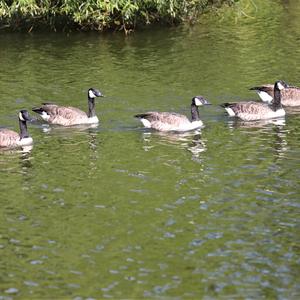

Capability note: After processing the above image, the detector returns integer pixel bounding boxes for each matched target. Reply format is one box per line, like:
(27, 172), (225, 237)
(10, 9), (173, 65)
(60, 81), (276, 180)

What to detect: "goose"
(134, 96), (210, 132)
(250, 81), (300, 106)
(32, 88), (104, 126)
(221, 80), (286, 121)
(0, 110), (33, 148)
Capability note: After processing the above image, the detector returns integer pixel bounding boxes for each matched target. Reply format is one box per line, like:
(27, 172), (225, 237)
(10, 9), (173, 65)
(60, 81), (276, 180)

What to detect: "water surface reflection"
(140, 130), (206, 158)
(0, 0), (300, 298)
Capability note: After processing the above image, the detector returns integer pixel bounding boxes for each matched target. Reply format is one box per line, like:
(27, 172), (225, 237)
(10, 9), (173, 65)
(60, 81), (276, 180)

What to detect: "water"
(1, 0), (300, 298)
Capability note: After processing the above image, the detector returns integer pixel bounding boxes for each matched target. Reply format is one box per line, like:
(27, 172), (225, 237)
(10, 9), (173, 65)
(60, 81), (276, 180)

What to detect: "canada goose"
(134, 96), (210, 132)
(32, 88), (104, 126)
(250, 81), (300, 106)
(0, 110), (33, 148)
(221, 80), (286, 121)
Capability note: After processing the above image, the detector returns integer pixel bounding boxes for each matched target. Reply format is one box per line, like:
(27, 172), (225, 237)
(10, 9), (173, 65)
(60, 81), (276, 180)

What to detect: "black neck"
(191, 104), (200, 121)
(19, 119), (29, 139)
(88, 97), (96, 118)
(271, 87), (282, 111)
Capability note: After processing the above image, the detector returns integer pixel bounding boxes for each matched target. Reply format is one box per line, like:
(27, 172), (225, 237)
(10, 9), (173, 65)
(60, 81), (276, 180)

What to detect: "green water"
(1, 1), (300, 299)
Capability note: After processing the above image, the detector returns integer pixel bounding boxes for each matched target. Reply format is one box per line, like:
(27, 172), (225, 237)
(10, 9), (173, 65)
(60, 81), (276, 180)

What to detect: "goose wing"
(41, 104), (87, 118)
(135, 112), (190, 131)
(222, 101), (280, 120)
(33, 104), (88, 125)
(0, 129), (19, 147)
(227, 101), (271, 113)
(281, 87), (300, 106)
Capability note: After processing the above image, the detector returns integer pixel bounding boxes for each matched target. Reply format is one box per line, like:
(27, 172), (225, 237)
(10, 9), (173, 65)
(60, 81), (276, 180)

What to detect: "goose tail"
(32, 107), (44, 115)
(249, 86), (262, 91)
(220, 102), (234, 108)
(134, 113), (149, 119)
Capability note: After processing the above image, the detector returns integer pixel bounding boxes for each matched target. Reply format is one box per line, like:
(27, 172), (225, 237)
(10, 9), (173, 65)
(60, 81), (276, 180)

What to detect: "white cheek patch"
(19, 112), (25, 121)
(89, 90), (97, 98)
(194, 98), (202, 106)
(277, 82), (284, 90)
(41, 111), (50, 121)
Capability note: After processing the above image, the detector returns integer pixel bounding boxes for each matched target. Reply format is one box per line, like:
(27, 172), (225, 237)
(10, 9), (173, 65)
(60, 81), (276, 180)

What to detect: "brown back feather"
(281, 88), (300, 106)
(141, 112), (191, 131)
(41, 104), (88, 125)
(252, 85), (300, 106)
(233, 101), (273, 116)
(0, 129), (19, 147)
(145, 112), (189, 124)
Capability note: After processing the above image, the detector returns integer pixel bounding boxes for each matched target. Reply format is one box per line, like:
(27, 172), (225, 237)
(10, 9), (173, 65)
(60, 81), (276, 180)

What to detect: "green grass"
(0, 0), (237, 32)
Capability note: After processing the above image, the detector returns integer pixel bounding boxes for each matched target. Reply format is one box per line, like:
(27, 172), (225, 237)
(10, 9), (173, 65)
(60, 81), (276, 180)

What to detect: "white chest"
(265, 108), (286, 119)
(86, 116), (99, 124)
(18, 137), (33, 146)
(174, 120), (204, 132)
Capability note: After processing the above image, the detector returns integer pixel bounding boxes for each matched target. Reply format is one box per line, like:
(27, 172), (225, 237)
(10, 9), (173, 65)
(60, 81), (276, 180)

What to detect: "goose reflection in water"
(141, 129), (206, 158)
(19, 148), (34, 177)
(0, 144), (33, 191)
(40, 122), (99, 134)
(40, 123), (99, 155)
(284, 106), (300, 115)
(227, 117), (286, 129)
(226, 117), (289, 159)
(0, 144), (33, 155)
(20, 145), (33, 153)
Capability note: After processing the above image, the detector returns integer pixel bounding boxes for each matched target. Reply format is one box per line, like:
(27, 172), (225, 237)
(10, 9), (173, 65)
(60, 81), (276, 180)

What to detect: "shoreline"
(0, 0), (235, 33)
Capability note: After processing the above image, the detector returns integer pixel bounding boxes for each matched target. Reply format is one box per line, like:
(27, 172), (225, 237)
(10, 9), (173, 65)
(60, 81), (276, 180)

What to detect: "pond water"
(0, 0), (300, 299)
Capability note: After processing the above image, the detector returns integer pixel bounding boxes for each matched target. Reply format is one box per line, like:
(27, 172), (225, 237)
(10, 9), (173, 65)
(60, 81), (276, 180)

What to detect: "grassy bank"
(0, 0), (237, 33)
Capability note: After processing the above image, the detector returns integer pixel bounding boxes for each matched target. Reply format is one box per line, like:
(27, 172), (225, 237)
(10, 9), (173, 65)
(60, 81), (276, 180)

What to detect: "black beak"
(24, 115), (35, 122)
(201, 98), (211, 105)
(95, 90), (104, 97)
(20, 110), (34, 122)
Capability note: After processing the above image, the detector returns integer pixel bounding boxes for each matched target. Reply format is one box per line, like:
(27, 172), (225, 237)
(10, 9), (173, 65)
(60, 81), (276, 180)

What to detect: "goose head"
(88, 88), (104, 99)
(274, 80), (287, 91)
(18, 110), (33, 122)
(192, 96), (211, 106)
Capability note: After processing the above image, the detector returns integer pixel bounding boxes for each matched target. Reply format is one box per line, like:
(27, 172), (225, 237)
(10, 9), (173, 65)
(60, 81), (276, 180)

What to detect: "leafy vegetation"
(0, 0), (238, 32)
